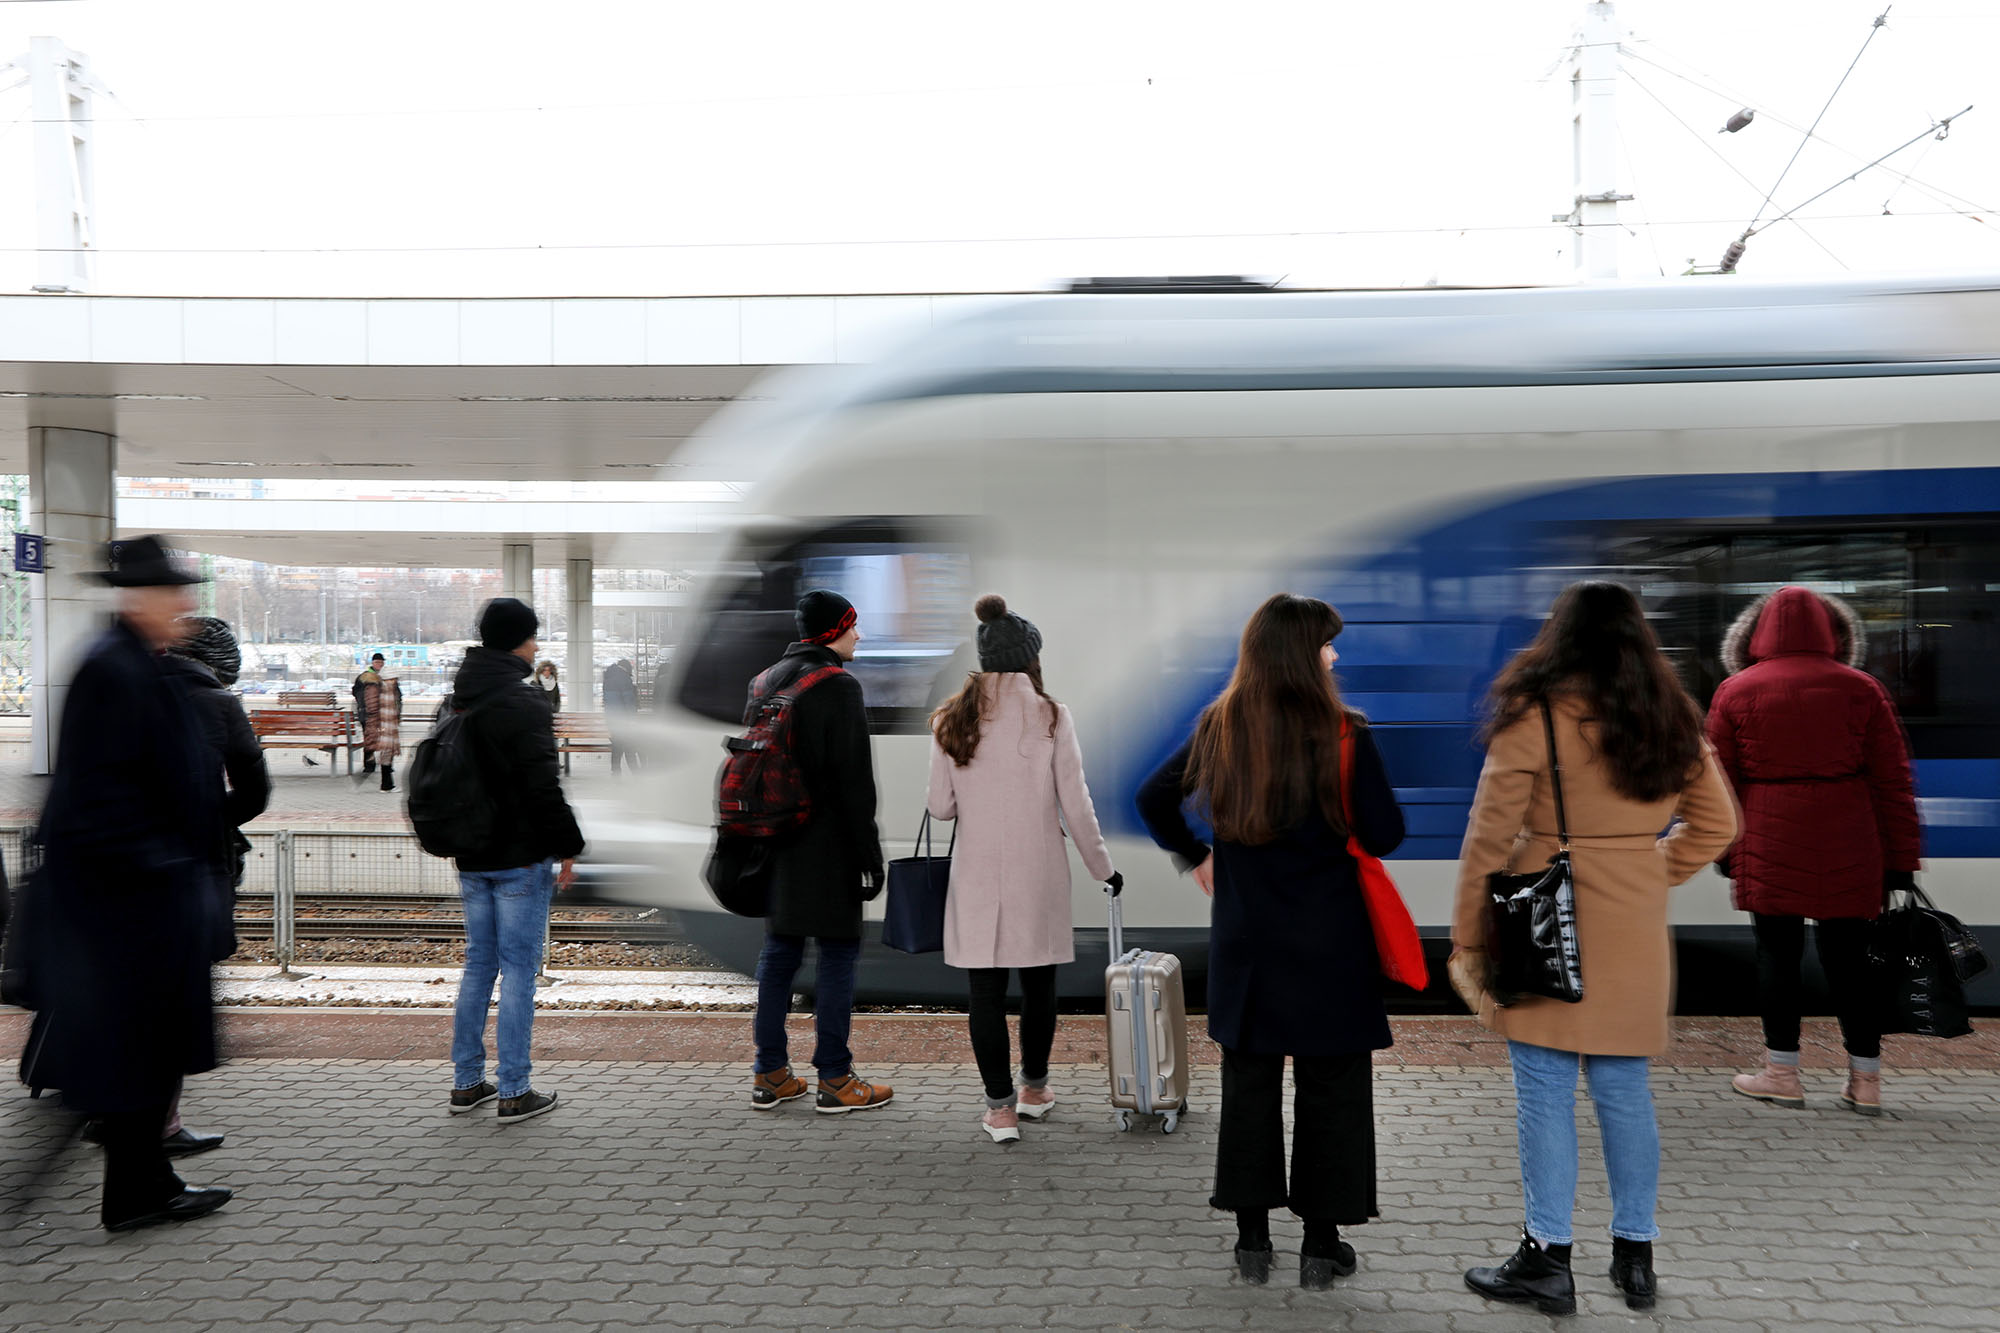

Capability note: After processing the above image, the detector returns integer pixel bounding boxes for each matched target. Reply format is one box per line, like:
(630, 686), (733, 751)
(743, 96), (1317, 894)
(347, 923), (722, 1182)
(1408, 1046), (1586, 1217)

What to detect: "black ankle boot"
(1465, 1229), (1576, 1316)
(1609, 1237), (1656, 1311)
(1233, 1244), (1274, 1284)
(1299, 1220), (1357, 1289)
(1232, 1209), (1272, 1284)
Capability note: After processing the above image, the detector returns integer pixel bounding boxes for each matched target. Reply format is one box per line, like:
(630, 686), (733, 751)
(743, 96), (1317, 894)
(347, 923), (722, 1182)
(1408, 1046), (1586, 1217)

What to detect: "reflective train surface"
(592, 276), (2000, 1009)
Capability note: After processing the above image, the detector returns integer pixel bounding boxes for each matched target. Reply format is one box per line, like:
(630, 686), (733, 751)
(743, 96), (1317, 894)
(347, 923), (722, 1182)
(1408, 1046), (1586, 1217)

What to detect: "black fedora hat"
(99, 535), (205, 587)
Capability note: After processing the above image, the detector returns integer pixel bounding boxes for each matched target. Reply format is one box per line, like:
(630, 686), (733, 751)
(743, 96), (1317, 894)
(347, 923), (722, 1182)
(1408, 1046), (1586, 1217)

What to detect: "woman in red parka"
(1706, 586), (1921, 1115)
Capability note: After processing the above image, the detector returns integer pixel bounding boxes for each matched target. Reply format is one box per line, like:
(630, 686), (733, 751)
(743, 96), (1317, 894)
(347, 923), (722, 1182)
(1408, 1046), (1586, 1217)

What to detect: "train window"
(675, 520), (973, 734)
(1594, 521), (2000, 758)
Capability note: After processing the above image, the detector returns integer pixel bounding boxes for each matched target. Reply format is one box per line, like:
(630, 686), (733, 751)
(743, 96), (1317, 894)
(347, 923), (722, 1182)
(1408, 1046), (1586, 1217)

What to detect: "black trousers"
(1212, 1048), (1377, 1224)
(965, 965), (1057, 1104)
(99, 1091), (183, 1226)
(1752, 913), (1881, 1059)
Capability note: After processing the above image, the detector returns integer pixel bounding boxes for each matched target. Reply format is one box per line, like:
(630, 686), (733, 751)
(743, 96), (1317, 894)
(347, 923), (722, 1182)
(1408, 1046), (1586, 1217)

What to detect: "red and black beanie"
(796, 590), (857, 646)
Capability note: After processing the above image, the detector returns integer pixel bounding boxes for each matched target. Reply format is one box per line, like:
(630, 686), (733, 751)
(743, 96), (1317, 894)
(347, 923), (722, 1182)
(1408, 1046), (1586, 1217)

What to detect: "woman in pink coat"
(928, 595), (1120, 1144)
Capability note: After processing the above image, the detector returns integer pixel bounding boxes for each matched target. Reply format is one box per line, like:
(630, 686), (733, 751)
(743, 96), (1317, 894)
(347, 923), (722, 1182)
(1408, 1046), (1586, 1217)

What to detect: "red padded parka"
(1705, 587), (1921, 919)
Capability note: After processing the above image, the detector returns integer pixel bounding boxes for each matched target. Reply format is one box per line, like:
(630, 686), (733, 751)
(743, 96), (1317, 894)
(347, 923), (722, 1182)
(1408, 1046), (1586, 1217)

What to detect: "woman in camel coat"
(927, 595), (1117, 1144)
(1453, 581), (1737, 1317)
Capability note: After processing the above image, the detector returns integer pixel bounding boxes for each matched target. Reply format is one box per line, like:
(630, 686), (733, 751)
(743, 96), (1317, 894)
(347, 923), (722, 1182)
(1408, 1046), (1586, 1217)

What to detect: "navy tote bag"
(882, 814), (954, 954)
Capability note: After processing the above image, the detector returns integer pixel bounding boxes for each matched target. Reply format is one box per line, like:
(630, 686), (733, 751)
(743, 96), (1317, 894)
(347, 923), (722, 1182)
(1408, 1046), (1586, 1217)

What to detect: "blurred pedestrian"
(445, 598), (584, 1123)
(1137, 594), (1404, 1290)
(651, 656), (672, 714)
(18, 536), (234, 1231)
(927, 595), (1118, 1145)
(356, 660), (403, 793)
(1453, 582), (1737, 1315)
(746, 590), (892, 1116)
(1708, 587), (1921, 1116)
(603, 657), (640, 773)
(534, 659), (562, 713)
(352, 653), (384, 779)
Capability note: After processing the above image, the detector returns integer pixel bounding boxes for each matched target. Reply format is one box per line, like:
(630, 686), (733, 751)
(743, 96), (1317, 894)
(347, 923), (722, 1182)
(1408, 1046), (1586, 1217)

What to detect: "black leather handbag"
(882, 814), (954, 954)
(1484, 700), (1585, 1006)
(1867, 884), (1990, 1039)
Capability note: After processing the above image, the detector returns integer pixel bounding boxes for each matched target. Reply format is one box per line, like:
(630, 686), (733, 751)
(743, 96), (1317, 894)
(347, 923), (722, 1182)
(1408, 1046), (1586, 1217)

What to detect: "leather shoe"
(1466, 1229), (1576, 1316)
(104, 1186), (233, 1233)
(162, 1127), (224, 1157)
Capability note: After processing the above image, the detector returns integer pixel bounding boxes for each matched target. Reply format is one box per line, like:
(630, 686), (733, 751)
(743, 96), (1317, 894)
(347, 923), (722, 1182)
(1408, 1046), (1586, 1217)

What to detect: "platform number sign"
(13, 533), (45, 575)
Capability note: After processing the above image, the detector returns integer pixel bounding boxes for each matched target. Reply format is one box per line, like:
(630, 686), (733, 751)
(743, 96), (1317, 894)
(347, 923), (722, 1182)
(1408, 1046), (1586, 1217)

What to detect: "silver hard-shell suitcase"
(1104, 891), (1190, 1133)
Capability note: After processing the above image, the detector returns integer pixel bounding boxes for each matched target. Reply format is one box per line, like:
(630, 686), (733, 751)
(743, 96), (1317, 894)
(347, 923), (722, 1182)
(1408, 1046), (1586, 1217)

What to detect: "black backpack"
(405, 694), (502, 859)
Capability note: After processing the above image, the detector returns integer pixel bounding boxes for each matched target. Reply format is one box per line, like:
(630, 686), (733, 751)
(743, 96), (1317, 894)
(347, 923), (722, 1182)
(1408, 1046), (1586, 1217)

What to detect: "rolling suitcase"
(1104, 890), (1190, 1133)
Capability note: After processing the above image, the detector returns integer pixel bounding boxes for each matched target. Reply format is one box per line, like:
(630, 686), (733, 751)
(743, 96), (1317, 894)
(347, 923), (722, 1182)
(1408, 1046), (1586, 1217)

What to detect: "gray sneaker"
(497, 1089), (559, 1124)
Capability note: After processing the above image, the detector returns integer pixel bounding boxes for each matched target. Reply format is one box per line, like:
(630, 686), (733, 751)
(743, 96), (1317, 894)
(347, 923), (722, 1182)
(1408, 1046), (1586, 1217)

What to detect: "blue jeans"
(452, 861), (554, 1098)
(752, 934), (860, 1081)
(1508, 1040), (1660, 1246)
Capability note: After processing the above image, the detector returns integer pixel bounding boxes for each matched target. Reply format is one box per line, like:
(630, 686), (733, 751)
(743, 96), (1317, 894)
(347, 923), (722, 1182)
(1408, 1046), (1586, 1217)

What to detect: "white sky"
(1, 0), (1997, 296)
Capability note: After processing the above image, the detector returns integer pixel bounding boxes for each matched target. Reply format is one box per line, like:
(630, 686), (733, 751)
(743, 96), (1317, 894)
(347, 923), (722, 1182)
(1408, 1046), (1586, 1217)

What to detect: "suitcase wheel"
(1114, 1110), (1132, 1133)
(1162, 1110), (1181, 1135)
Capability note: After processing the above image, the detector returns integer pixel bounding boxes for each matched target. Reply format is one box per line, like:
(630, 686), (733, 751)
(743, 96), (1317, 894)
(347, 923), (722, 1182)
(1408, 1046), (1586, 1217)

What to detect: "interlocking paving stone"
(6, 1058), (2000, 1330)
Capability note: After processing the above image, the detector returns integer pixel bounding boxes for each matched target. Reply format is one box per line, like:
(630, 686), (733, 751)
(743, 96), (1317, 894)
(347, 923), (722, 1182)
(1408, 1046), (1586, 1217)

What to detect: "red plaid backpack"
(715, 661), (847, 838)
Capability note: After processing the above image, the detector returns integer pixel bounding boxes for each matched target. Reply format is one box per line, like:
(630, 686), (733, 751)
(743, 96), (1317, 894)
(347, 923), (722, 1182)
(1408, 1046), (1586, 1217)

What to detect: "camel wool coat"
(927, 674), (1116, 970)
(1451, 695), (1739, 1057)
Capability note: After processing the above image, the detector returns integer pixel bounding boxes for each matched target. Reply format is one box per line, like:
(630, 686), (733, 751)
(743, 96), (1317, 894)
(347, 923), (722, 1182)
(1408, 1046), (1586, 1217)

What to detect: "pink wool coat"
(926, 674), (1116, 970)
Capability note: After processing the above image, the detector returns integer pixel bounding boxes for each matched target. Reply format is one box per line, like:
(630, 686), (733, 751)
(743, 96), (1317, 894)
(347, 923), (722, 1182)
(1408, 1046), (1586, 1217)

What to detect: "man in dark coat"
(602, 657), (640, 774)
(746, 590), (891, 1115)
(20, 536), (234, 1231)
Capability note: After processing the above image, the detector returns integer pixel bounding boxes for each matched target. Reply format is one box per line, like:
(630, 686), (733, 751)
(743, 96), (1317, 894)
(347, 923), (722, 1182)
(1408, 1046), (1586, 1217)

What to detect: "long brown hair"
(1485, 580), (1703, 803)
(931, 661), (1057, 767)
(1183, 593), (1359, 845)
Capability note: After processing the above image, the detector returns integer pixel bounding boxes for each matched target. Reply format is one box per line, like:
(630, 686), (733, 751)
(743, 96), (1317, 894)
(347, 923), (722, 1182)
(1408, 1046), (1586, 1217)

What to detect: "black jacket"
(1138, 725), (1406, 1058)
(604, 662), (639, 713)
(749, 643), (883, 939)
(449, 647), (586, 873)
(166, 657), (273, 958)
(20, 618), (224, 1112)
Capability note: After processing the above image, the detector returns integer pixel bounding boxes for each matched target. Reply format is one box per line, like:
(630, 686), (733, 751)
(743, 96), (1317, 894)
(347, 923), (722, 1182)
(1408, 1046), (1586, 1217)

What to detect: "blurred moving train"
(592, 275), (2000, 1011)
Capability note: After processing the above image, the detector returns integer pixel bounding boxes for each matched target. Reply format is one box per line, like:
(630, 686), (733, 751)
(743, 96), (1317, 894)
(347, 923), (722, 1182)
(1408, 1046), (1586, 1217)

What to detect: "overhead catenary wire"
(1744, 6), (1895, 232)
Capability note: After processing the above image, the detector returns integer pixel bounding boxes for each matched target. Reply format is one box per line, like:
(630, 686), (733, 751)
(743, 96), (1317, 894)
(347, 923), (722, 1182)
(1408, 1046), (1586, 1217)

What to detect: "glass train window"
(675, 520), (973, 734)
(1592, 520), (2000, 758)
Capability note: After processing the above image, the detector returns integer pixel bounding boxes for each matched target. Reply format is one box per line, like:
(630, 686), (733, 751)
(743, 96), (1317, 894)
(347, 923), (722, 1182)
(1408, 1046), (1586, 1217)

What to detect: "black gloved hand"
(1883, 868), (1917, 898)
(1104, 871), (1124, 898)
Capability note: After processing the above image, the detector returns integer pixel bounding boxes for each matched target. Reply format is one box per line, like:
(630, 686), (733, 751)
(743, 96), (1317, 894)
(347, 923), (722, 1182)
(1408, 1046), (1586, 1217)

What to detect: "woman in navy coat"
(1139, 593), (1405, 1292)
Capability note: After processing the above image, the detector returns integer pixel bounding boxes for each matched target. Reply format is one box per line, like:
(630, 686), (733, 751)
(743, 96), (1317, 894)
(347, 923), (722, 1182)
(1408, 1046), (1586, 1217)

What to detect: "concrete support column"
(501, 542), (534, 606)
(29, 427), (116, 774)
(567, 554), (594, 711)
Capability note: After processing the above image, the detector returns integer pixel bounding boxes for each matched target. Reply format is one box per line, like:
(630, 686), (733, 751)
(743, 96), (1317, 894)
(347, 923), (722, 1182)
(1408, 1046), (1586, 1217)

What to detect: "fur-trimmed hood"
(1720, 588), (1866, 676)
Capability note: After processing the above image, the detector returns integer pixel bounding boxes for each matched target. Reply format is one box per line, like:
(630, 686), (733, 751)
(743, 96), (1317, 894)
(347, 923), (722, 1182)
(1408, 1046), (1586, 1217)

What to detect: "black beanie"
(975, 594), (1042, 673)
(796, 590), (857, 645)
(479, 597), (540, 651)
(172, 615), (243, 686)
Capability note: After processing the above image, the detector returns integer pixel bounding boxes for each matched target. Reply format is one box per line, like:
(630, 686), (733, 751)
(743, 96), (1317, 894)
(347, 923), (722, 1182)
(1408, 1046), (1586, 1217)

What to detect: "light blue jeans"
(452, 861), (555, 1098)
(1508, 1040), (1660, 1246)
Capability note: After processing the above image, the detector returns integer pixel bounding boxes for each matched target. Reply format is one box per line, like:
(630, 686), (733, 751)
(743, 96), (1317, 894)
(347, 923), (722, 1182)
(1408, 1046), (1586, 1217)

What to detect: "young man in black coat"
(20, 536), (234, 1231)
(747, 590), (892, 1115)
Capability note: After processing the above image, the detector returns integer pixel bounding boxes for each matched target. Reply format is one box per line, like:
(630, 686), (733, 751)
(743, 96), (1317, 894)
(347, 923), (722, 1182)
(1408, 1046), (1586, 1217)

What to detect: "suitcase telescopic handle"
(1107, 886), (1125, 961)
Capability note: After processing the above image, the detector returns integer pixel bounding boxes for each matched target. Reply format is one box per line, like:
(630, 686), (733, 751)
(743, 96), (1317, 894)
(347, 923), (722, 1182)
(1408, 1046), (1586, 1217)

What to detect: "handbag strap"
(912, 811), (956, 859)
(1539, 699), (1570, 851)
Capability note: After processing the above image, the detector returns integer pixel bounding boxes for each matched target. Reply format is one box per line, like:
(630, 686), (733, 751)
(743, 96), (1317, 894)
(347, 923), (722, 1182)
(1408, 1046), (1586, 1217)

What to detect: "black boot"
(1609, 1237), (1656, 1311)
(1465, 1229), (1576, 1316)
(380, 764), (395, 793)
(1300, 1219), (1357, 1290)
(1232, 1209), (1273, 1285)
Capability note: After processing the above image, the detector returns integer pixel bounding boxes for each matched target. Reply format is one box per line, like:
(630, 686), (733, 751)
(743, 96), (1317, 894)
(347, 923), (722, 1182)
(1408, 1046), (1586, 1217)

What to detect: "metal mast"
(7, 36), (103, 293)
(1560, 2), (1631, 280)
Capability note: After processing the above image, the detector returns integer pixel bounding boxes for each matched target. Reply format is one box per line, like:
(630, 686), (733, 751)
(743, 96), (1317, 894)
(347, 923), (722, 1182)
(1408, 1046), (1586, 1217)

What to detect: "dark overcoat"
(166, 655), (273, 958)
(21, 618), (226, 1113)
(1138, 725), (1406, 1058)
(748, 643), (883, 940)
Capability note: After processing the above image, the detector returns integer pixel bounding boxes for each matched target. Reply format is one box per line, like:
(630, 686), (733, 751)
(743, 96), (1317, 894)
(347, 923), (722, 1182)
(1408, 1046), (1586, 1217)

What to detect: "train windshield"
(676, 519), (973, 733)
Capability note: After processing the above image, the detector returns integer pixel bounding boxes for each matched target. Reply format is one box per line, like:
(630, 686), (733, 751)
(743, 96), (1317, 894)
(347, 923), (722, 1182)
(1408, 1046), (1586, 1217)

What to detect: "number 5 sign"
(13, 534), (46, 574)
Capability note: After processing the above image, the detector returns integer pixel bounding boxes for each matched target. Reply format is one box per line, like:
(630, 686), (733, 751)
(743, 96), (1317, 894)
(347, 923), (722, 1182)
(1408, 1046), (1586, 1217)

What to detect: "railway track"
(234, 893), (680, 944)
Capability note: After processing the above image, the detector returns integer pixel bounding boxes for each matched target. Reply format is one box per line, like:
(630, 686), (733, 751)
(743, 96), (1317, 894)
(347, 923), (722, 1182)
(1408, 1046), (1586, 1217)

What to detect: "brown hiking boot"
(750, 1067), (809, 1110)
(816, 1072), (894, 1115)
(1731, 1060), (1805, 1108)
(1840, 1069), (1882, 1116)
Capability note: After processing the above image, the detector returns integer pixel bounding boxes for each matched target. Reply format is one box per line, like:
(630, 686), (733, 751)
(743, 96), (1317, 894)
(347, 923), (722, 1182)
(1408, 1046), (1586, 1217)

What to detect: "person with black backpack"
(743, 590), (893, 1116)
(426, 598), (583, 1125)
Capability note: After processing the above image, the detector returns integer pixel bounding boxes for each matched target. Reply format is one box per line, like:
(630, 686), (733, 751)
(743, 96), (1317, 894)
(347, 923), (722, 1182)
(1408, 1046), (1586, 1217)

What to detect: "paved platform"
(5, 1016), (2000, 1331)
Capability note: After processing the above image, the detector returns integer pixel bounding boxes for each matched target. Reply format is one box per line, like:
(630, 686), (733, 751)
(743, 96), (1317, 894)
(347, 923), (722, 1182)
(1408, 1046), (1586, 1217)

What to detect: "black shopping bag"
(1867, 884), (1990, 1039)
(882, 814), (953, 955)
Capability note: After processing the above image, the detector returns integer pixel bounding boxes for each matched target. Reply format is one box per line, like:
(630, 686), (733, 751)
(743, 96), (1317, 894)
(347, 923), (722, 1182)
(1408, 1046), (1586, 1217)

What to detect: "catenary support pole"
(1568, 2), (1629, 280)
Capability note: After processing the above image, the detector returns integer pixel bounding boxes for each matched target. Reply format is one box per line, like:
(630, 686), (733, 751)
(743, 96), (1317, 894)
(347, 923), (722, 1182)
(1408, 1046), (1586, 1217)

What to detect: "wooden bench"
(248, 708), (355, 772)
(275, 690), (339, 708)
(554, 712), (611, 773)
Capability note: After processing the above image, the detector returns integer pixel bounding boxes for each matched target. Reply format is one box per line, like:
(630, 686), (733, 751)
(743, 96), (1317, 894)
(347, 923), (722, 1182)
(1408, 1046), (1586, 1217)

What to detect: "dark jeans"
(965, 965), (1058, 1107)
(1212, 1048), (1376, 1224)
(100, 1091), (183, 1225)
(1752, 913), (1881, 1059)
(753, 933), (860, 1081)
(610, 728), (641, 775)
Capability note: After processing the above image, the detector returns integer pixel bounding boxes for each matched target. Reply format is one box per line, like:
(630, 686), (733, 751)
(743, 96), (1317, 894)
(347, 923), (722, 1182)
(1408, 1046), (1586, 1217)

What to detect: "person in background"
(652, 656), (673, 717)
(1708, 587), (1921, 1116)
(20, 536), (232, 1231)
(445, 598), (585, 1124)
(927, 595), (1119, 1145)
(1452, 582), (1737, 1316)
(1137, 594), (1404, 1291)
(746, 591), (893, 1116)
(603, 657), (640, 774)
(534, 660), (562, 713)
(357, 658), (403, 793)
(352, 653), (385, 780)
